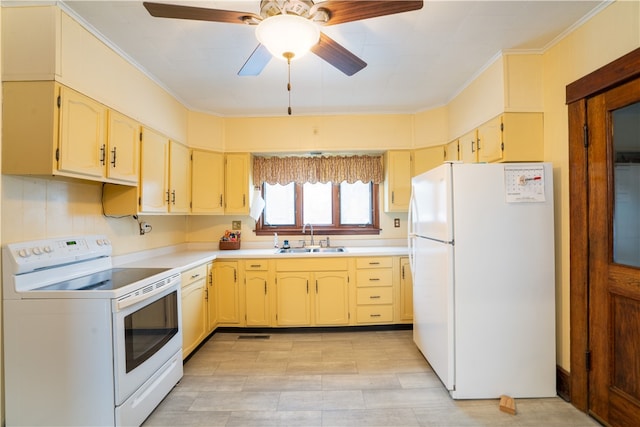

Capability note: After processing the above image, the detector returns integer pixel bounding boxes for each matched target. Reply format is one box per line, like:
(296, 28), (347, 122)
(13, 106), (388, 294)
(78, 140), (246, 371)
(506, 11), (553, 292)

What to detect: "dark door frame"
(567, 47), (640, 412)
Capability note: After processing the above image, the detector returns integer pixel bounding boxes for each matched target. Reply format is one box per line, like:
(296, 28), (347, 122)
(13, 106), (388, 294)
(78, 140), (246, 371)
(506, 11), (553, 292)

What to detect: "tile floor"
(143, 329), (600, 426)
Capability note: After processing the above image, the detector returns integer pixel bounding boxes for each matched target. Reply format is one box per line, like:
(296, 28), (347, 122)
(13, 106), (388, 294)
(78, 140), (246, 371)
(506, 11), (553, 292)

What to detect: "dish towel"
(250, 188), (265, 221)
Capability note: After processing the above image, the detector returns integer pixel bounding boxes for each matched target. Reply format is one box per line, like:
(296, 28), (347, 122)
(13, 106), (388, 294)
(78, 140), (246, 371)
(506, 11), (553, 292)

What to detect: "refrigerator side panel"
(451, 163), (556, 398)
(411, 163), (453, 242)
(412, 236), (454, 390)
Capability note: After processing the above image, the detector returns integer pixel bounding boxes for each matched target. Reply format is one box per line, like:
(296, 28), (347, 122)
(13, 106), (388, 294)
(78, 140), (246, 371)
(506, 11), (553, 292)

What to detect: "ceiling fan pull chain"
(284, 52), (294, 115)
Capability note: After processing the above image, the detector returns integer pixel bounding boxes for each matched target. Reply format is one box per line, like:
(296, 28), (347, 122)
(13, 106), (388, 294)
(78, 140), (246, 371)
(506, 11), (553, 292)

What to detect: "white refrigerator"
(408, 162), (556, 399)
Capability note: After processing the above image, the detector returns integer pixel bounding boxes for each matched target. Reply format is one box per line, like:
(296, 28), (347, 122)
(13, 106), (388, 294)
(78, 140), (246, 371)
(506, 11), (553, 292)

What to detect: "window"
(256, 181), (380, 235)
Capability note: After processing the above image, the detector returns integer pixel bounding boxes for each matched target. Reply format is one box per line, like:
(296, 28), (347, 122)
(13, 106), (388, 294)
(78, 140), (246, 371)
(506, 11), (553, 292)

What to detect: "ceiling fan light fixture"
(256, 14), (320, 60)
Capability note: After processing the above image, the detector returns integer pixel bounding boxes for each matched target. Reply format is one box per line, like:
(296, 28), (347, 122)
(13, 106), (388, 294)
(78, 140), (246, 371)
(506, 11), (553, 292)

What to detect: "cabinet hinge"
(583, 124), (589, 148)
(500, 122), (504, 132)
(55, 148), (60, 161)
(585, 350), (591, 371)
(190, 201), (192, 209)
(139, 131), (143, 142)
(204, 289), (208, 300)
(138, 197), (141, 206)
(57, 95), (61, 108)
(501, 142), (504, 151)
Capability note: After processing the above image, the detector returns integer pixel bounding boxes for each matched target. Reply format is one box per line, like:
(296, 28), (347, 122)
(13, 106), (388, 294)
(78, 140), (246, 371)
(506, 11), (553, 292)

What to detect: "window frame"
(255, 181), (381, 236)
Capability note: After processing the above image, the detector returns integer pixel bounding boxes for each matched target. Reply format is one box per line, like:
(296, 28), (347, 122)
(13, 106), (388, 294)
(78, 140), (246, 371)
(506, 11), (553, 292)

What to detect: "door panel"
(588, 77), (640, 426)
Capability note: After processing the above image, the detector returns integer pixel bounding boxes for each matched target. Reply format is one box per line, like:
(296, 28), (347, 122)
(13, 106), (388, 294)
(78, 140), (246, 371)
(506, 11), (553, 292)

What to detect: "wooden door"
(275, 272), (311, 326)
(168, 141), (190, 213)
(216, 262), (240, 324)
(245, 271), (270, 326)
(139, 127), (169, 213)
(106, 110), (139, 184)
(586, 77), (640, 426)
(192, 150), (224, 214)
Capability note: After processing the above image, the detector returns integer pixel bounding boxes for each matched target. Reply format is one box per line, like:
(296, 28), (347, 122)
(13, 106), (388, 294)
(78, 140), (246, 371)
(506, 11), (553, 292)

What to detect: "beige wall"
(541, 0), (640, 370)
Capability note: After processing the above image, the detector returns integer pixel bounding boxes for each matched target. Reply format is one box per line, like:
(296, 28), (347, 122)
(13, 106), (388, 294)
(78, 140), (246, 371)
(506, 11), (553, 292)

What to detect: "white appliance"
(3, 235), (183, 426)
(408, 162), (556, 399)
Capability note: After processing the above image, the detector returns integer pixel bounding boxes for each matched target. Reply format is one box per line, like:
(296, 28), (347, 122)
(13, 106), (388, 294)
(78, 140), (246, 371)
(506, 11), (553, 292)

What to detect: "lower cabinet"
(355, 257), (394, 324)
(275, 258), (350, 326)
(216, 261), (240, 325)
(244, 260), (270, 326)
(399, 257), (413, 322)
(206, 262), (217, 332)
(181, 263), (208, 359)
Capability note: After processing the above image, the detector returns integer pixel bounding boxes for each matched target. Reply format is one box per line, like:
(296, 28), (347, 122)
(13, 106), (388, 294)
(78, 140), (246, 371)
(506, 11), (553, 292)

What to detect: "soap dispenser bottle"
(273, 232), (279, 248)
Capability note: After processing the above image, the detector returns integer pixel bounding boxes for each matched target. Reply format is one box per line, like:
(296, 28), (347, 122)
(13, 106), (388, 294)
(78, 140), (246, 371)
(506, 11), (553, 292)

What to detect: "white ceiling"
(57, 0), (606, 117)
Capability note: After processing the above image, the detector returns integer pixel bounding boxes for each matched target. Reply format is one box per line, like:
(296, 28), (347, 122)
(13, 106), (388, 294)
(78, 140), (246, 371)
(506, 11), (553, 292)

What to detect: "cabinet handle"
(316, 280), (318, 294)
(370, 314), (381, 318)
(191, 273), (200, 279)
(219, 194), (223, 207)
(370, 295), (381, 299)
(243, 194), (246, 207)
(391, 191), (395, 204)
(110, 146), (117, 168)
(166, 191), (170, 204)
(250, 264), (261, 268)
(208, 273), (213, 285)
(234, 269), (237, 282)
(471, 140), (476, 153)
(369, 278), (380, 281)
(402, 266), (405, 279)
(171, 190), (176, 205)
(477, 138), (481, 151)
(306, 280), (309, 294)
(264, 280), (267, 295)
(369, 262), (380, 265)
(100, 144), (106, 166)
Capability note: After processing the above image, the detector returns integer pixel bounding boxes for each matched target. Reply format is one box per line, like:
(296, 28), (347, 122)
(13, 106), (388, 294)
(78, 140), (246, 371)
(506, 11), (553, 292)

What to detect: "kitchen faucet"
(302, 223), (314, 246)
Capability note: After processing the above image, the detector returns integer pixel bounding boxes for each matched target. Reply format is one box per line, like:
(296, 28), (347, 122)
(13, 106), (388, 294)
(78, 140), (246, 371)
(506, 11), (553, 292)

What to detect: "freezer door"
(412, 236), (454, 391)
(410, 163), (453, 242)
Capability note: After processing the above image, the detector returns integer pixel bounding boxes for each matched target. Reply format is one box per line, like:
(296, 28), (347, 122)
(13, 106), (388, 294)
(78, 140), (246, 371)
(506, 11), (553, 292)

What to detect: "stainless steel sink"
(276, 247), (346, 254)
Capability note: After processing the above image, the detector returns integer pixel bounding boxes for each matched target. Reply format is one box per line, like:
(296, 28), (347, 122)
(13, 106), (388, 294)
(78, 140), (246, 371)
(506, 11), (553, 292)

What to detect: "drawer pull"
(191, 273), (200, 279)
(369, 278), (380, 281)
(369, 262), (380, 265)
(370, 314), (381, 317)
(250, 264), (262, 268)
(369, 295), (381, 299)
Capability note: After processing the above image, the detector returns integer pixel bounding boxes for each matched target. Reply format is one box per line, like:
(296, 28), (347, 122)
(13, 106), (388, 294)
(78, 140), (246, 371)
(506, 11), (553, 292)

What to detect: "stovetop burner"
(39, 267), (171, 292)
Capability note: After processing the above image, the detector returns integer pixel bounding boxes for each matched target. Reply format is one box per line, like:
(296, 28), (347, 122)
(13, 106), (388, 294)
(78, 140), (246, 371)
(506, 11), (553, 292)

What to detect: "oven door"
(113, 275), (182, 405)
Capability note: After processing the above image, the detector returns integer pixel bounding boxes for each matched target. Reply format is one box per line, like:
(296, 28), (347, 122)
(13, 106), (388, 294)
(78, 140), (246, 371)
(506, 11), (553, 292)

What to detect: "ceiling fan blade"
(311, 32), (366, 76)
(238, 44), (272, 76)
(143, 2), (261, 24)
(313, 1), (423, 26)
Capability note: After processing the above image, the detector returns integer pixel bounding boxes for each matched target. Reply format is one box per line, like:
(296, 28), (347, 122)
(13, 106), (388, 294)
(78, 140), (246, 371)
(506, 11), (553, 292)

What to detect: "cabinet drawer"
(245, 260), (268, 271)
(181, 264), (207, 287)
(356, 268), (393, 287)
(356, 257), (392, 269)
(357, 287), (393, 305)
(356, 305), (393, 323)
(276, 258), (349, 272)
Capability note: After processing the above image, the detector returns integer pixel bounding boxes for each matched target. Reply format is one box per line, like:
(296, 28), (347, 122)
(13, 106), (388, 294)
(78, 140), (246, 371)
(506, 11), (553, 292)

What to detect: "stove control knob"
(103, 239), (111, 246)
(97, 239), (104, 246)
(32, 247), (42, 255)
(43, 246), (53, 253)
(18, 248), (30, 258)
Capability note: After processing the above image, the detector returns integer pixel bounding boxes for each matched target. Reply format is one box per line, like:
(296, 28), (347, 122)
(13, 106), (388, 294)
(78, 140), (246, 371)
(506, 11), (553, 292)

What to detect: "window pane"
(264, 183), (295, 225)
(340, 181), (372, 224)
(303, 182), (332, 224)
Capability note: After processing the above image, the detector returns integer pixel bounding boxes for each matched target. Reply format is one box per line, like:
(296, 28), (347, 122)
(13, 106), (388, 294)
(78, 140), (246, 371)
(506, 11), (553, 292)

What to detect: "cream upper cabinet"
(384, 150), (412, 212)
(191, 149), (225, 214)
(139, 127), (170, 213)
(499, 113), (544, 162)
(2, 81), (138, 186)
(107, 110), (139, 184)
(168, 141), (190, 214)
(58, 86), (106, 179)
(445, 139), (460, 162)
(477, 115), (503, 163)
(225, 153), (251, 214)
(413, 146), (445, 177)
(216, 261), (241, 325)
(314, 271), (350, 326)
(399, 257), (413, 321)
(459, 130), (478, 163)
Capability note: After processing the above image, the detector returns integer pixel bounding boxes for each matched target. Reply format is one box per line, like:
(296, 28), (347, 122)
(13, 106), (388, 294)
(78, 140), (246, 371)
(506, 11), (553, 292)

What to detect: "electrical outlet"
(394, 218), (400, 228)
(232, 220), (242, 230)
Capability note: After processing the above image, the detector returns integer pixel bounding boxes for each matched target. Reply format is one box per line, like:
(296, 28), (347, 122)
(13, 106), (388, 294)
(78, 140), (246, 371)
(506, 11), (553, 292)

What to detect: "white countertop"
(117, 245), (408, 271)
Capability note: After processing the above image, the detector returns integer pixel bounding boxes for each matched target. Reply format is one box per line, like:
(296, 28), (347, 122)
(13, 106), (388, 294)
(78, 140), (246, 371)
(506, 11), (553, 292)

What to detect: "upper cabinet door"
(225, 153), (250, 214)
(106, 110), (139, 184)
(385, 150), (412, 212)
(459, 130), (478, 163)
(192, 150), (224, 214)
(139, 127), (169, 213)
(477, 115), (503, 163)
(169, 141), (191, 213)
(58, 86), (106, 179)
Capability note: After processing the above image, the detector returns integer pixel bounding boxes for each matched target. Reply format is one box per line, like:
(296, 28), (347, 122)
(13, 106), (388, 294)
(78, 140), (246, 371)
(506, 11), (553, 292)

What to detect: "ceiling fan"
(143, 1), (424, 77)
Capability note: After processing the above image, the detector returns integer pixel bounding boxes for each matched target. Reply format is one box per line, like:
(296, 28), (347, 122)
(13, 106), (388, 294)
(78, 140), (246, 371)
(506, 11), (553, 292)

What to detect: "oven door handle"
(116, 274), (180, 311)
